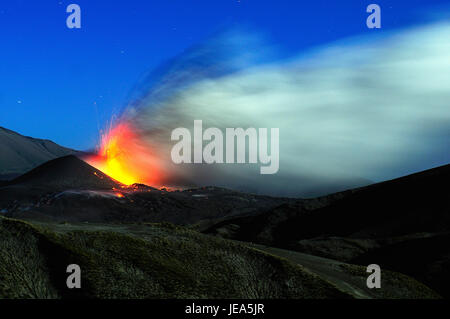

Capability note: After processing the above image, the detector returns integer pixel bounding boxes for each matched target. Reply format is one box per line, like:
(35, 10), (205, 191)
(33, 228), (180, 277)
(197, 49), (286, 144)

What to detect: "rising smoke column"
(88, 23), (450, 197)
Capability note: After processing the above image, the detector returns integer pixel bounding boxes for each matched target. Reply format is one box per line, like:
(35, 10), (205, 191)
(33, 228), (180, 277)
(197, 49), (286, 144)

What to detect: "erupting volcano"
(85, 122), (162, 187)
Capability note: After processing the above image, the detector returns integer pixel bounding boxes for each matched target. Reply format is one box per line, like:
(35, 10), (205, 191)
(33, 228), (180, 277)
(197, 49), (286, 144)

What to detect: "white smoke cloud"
(120, 22), (450, 197)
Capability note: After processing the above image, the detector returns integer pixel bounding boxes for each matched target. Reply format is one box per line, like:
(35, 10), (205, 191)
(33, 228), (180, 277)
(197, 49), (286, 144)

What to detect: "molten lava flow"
(85, 122), (161, 186)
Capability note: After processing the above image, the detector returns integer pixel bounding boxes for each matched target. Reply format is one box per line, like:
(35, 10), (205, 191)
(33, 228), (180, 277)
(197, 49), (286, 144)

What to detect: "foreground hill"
(0, 216), (438, 299)
(0, 127), (78, 180)
(0, 216), (347, 299)
(351, 233), (450, 300)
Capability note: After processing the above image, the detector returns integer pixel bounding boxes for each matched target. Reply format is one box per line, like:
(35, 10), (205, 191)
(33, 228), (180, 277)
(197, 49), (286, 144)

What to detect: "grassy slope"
(247, 244), (440, 299)
(0, 217), (350, 299)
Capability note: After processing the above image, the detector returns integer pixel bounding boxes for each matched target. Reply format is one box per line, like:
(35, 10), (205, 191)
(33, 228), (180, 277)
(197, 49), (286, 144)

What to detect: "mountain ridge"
(0, 126), (79, 180)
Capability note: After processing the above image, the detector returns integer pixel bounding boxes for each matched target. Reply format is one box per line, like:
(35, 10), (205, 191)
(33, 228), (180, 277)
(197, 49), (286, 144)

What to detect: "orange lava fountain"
(85, 122), (161, 186)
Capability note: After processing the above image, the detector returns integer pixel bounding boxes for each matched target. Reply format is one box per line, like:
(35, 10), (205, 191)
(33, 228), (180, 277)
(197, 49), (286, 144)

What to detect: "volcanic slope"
(0, 127), (77, 180)
(0, 155), (288, 224)
(9, 155), (123, 190)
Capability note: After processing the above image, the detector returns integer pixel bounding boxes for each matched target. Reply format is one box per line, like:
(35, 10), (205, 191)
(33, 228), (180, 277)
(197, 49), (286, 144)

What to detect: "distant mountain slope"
(205, 163), (450, 244)
(0, 127), (77, 180)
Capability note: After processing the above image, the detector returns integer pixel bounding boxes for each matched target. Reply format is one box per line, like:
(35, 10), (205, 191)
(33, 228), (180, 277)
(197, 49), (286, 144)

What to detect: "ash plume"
(104, 23), (450, 197)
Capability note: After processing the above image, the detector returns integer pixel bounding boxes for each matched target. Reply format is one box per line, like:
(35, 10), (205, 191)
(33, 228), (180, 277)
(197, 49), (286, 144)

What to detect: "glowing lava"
(85, 122), (161, 186)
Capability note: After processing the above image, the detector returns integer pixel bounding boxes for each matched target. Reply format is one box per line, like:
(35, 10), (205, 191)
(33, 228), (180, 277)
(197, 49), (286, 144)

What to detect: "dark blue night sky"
(0, 0), (449, 150)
